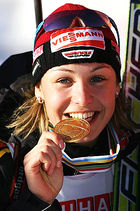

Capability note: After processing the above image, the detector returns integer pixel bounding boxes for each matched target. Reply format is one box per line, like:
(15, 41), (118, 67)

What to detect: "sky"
(0, 0), (130, 75)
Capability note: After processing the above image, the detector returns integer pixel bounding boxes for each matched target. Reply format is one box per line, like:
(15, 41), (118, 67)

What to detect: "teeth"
(69, 112), (94, 120)
(83, 113), (87, 119)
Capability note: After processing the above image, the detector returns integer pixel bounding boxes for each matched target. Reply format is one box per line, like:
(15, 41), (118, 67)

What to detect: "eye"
(57, 78), (72, 84)
(90, 75), (106, 84)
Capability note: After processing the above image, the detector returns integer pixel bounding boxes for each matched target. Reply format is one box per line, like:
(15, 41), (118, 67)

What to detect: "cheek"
(104, 93), (116, 117)
(98, 85), (116, 110)
(44, 89), (68, 117)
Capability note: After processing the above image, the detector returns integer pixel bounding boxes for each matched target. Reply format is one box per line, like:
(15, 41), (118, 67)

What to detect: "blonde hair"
(8, 85), (136, 140)
(8, 94), (48, 139)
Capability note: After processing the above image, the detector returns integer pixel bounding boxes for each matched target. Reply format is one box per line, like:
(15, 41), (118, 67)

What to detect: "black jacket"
(0, 129), (139, 211)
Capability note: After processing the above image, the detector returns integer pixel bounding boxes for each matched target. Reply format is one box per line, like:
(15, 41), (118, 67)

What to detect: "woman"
(1, 3), (139, 211)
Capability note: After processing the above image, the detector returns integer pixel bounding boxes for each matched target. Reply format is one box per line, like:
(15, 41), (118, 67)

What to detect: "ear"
(35, 83), (43, 99)
(116, 83), (121, 96)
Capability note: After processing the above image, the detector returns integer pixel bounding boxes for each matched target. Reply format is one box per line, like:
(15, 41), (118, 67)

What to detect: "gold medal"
(54, 118), (90, 143)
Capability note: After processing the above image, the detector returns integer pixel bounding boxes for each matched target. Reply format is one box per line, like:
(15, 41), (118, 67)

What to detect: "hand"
(24, 131), (64, 204)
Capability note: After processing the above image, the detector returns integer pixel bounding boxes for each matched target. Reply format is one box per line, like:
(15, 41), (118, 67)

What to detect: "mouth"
(64, 111), (99, 122)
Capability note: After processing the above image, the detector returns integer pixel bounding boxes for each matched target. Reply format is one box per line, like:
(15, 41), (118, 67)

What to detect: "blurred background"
(0, 0), (130, 75)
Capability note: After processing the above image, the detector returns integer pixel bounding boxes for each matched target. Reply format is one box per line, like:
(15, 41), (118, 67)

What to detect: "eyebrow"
(91, 64), (110, 72)
(51, 67), (74, 73)
(51, 64), (110, 73)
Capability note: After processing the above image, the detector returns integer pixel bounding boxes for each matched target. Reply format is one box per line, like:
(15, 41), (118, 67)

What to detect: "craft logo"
(12, 165), (25, 200)
(62, 49), (94, 59)
(51, 28), (105, 52)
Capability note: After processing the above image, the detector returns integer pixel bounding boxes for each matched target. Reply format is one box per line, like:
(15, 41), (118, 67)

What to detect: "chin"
(76, 134), (97, 146)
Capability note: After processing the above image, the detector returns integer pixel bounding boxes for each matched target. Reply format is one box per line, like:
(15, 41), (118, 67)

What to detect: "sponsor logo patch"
(33, 45), (43, 62)
(62, 49), (94, 59)
(50, 27), (105, 53)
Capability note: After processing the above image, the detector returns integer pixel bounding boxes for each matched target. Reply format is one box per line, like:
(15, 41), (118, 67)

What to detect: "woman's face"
(35, 63), (120, 144)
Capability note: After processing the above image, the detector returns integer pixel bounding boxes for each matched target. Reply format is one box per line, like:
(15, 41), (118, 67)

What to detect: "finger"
(39, 149), (58, 175)
(38, 134), (63, 166)
(39, 138), (62, 163)
(29, 142), (62, 175)
(40, 143), (63, 175)
(24, 132), (63, 175)
(38, 131), (64, 149)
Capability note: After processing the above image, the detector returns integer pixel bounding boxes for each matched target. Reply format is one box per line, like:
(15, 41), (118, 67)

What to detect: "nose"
(72, 82), (93, 106)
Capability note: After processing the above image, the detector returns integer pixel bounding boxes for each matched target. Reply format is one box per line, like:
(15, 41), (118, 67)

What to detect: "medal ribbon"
(48, 121), (120, 173)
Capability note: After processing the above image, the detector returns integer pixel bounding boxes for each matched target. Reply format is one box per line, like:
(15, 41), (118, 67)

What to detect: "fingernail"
(59, 140), (64, 149)
(57, 160), (62, 168)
